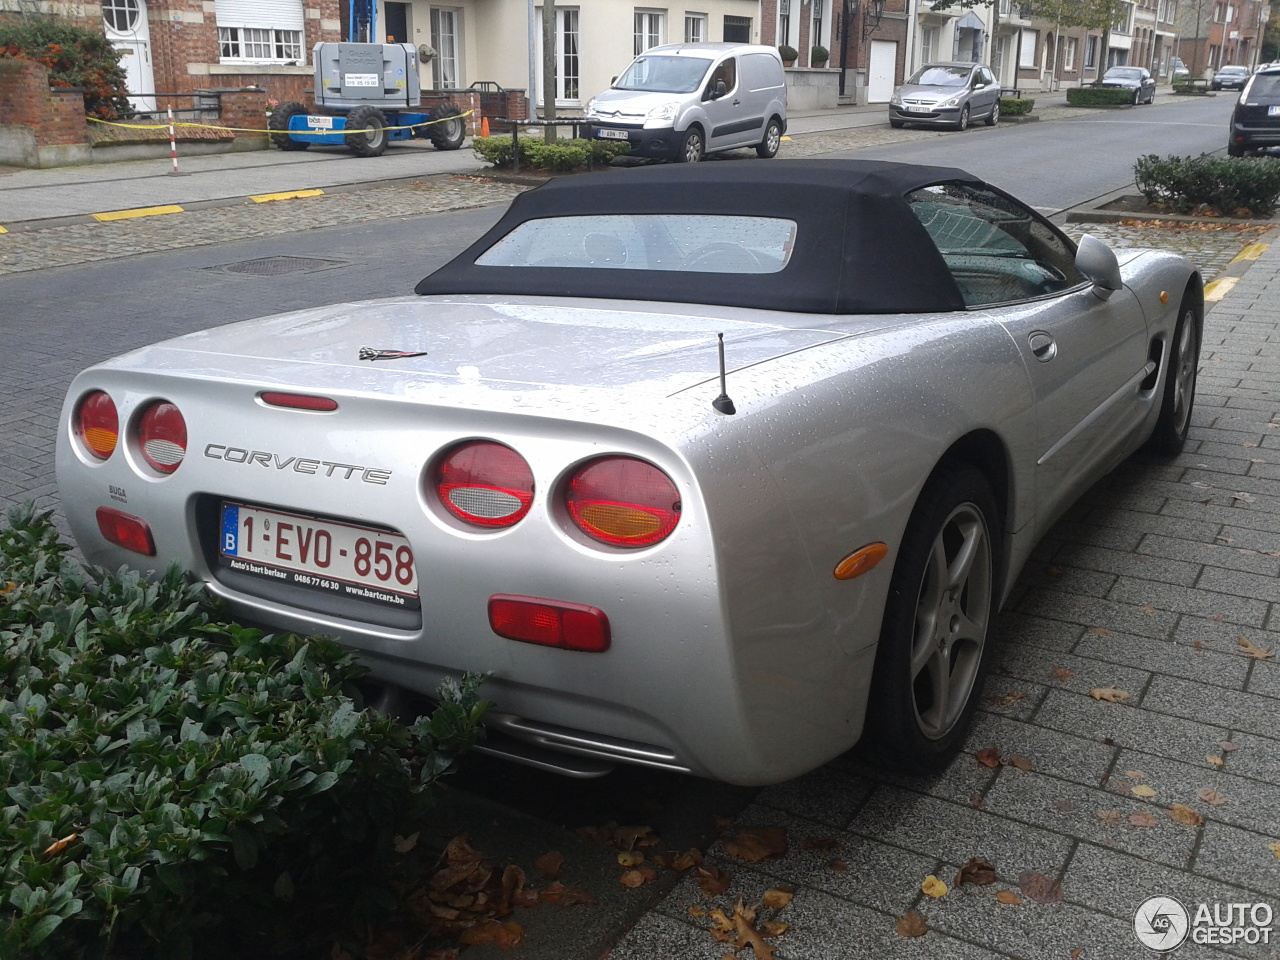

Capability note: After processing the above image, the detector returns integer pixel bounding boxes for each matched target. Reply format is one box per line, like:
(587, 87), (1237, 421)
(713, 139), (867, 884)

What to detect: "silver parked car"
(56, 161), (1202, 786)
(1098, 65), (1157, 103)
(889, 62), (1001, 130)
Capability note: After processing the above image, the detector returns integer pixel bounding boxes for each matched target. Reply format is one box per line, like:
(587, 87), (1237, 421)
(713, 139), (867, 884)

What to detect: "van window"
(705, 58), (737, 98)
(616, 55), (713, 93)
(741, 52), (782, 90)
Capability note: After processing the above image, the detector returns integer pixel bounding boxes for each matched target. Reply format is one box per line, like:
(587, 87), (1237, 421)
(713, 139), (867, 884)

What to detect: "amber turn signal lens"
(76, 390), (119, 460)
(833, 542), (889, 580)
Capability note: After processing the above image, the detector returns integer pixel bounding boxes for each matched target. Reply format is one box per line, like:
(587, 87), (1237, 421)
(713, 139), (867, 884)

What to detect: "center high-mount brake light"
(434, 441), (534, 528)
(137, 401), (188, 475)
(565, 456), (681, 547)
(260, 392), (339, 411)
(76, 391), (119, 460)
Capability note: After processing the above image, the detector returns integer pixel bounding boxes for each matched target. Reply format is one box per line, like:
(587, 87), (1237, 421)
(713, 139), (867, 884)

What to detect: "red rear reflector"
(260, 392), (339, 411)
(435, 441), (535, 528)
(565, 457), (681, 547)
(96, 507), (156, 556)
(76, 391), (118, 460)
(488, 594), (611, 652)
(137, 401), (188, 475)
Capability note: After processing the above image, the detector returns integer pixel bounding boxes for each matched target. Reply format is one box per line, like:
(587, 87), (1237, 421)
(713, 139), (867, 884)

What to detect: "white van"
(584, 43), (788, 162)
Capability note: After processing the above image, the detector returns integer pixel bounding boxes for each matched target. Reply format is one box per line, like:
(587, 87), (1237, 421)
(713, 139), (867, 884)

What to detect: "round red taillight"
(76, 391), (119, 461)
(565, 457), (681, 547)
(137, 401), (187, 475)
(434, 441), (534, 528)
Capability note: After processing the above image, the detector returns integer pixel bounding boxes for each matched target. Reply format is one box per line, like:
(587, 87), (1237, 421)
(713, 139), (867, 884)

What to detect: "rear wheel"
(756, 117), (783, 158)
(427, 103), (466, 150)
(864, 464), (1000, 773)
(985, 100), (1000, 126)
(678, 127), (704, 163)
(955, 104), (971, 131)
(268, 101), (310, 151)
(1150, 289), (1202, 454)
(344, 105), (388, 157)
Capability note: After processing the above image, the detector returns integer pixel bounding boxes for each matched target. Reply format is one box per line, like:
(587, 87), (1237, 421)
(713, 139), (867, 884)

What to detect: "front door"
(102, 0), (155, 112)
(867, 40), (897, 102)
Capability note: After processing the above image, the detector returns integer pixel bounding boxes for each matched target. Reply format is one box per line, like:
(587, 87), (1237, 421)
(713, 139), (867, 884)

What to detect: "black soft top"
(415, 159), (983, 314)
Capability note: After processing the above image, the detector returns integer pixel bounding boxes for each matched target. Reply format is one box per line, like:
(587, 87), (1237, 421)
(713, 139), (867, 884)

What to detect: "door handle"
(733, 99), (741, 105)
(1028, 331), (1057, 362)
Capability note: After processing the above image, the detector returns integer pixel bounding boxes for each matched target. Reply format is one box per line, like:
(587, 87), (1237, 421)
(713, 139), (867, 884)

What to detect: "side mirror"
(713, 79), (728, 98)
(1076, 234), (1123, 300)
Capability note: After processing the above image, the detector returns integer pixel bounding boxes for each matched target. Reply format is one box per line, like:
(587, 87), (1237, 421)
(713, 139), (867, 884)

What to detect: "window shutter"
(215, 0), (304, 32)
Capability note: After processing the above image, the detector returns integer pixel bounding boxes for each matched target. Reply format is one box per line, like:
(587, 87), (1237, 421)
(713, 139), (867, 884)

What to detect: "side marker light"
(488, 594), (611, 652)
(834, 542), (889, 581)
(96, 507), (156, 556)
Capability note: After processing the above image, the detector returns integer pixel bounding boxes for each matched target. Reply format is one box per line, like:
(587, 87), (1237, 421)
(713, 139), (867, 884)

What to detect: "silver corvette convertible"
(56, 161), (1202, 786)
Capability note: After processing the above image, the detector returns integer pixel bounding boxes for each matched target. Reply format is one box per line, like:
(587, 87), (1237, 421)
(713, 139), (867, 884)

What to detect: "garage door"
(868, 40), (898, 102)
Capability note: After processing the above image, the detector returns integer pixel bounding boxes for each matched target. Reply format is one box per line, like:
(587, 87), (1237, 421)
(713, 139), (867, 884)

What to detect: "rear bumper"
(1231, 122), (1280, 147)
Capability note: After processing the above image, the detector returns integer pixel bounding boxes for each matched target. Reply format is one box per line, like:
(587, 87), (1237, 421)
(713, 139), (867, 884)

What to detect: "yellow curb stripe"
(1204, 276), (1238, 302)
(92, 205), (184, 222)
(250, 189), (324, 203)
(1231, 243), (1269, 263)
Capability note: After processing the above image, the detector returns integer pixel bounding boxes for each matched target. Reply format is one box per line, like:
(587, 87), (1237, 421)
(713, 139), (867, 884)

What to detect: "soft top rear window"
(474, 214), (798, 274)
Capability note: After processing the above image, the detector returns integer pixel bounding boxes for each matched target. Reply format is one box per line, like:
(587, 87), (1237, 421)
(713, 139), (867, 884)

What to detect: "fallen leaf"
(1070, 949), (1085, 959)
(393, 831), (420, 854)
(618, 869), (648, 888)
(535, 851), (565, 878)
(969, 793), (985, 809)
(921, 875), (948, 898)
(696, 863), (732, 897)
(1009, 755), (1034, 772)
(1052, 667), (1076, 680)
(1053, 799), (1078, 813)
(539, 882), (597, 907)
(1125, 770), (1148, 780)
(996, 890), (1023, 905)
(1232, 492), (1256, 503)
(729, 898), (775, 960)
(759, 921), (789, 937)
(1198, 789), (1228, 806)
(762, 887), (795, 909)
(990, 691), (1028, 706)
(41, 834), (78, 858)
(672, 848), (703, 871)
(977, 747), (1002, 768)
(1089, 687), (1130, 702)
(1221, 741), (1238, 753)
(1131, 785), (1158, 799)
(1017, 871), (1064, 905)
(0, 581), (16, 596)
(1191, 481), (1214, 488)
(955, 857), (996, 887)
(799, 836), (839, 853)
(617, 851), (645, 867)
(1096, 809), (1123, 826)
(1268, 841), (1280, 859)
(1238, 637), (1274, 660)
(458, 920), (524, 949)
(1207, 755), (1225, 768)
(1088, 626), (1112, 636)
(1169, 804), (1204, 827)
(1194, 638), (1205, 651)
(827, 859), (848, 871)
(1128, 811), (1159, 828)
(1140, 604), (1158, 614)
(895, 909), (928, 938)
(688, 905), (707, 918)
(722, 826), (787, 863)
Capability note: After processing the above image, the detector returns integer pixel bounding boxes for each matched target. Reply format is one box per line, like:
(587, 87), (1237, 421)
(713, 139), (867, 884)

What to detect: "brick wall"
(0, 59), (86, 147)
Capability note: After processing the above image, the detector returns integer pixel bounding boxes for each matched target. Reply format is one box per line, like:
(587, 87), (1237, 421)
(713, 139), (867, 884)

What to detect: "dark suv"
(1229, 66), (1280, 156)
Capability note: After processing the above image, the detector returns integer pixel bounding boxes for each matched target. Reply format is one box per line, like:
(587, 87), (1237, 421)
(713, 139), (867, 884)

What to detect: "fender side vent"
(1141, 338), (1164, 392)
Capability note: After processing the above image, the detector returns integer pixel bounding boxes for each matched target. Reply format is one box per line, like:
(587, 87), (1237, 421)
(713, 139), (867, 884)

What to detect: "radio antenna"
(712, 333), (736, 415)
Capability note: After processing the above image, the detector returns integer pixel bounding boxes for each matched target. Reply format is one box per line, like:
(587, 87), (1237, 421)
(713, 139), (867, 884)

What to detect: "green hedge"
(0, 18), (132, 120)
(1066, 87), (1137, 105)
(1134, 153), (1280, 217)
(999, 97), (1034, 116)
(472, 134), (630, 171)
(0, 504), (489, 959)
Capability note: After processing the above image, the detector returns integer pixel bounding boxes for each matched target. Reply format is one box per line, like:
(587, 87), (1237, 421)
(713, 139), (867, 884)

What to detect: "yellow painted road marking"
(0, 225), (7, 234)
(781, 135), (792, 141)
(1231, 243), (1269, 263)
(92, 205), (184, 222)
(1204, 276), (1238, 302)
(250, 189), (324, 203)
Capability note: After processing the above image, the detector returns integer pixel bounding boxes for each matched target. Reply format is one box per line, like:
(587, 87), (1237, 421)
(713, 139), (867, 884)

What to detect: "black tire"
(268, 101), (310, 151)
(955, 104), (970, 131)
(890, 118), (905, 128)
(1149, 288), (1202, 454)
(1228, 141), (1246, 157)
(1131, 89), (1140, 105)
(985, 99), (1000, 126)
(344, 105), (388, 157)
(427, 103), (466, 150)
(1146, 89), (1156, 104)
(864, 463), (1001, 773)
(756, 117), (782, 158)
(678, 127), (704, 163)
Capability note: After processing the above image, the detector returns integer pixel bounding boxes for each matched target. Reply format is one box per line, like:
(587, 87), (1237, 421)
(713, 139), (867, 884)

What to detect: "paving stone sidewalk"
(609, 240), (1280, 959)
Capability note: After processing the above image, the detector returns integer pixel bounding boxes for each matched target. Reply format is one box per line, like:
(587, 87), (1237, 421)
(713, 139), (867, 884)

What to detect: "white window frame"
(430, 7), (461, 87)
(1085, 33), (1098, 67)
(1019, 28), (1038, 67)
(1113, 1), (1134, 34)
(922, 24), (938, 62)
(536, 6), (582, 105)
(778, 0), (792, 47)
(811, 0), (827, 50)
(1064, 35), (1077, 69)
(635, 10), (666, 56)
(684, 12), (707, 42)
(217, 26), (303, 63)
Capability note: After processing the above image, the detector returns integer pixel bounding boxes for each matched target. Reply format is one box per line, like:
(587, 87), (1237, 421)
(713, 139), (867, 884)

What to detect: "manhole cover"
(208, 256), (347, 277)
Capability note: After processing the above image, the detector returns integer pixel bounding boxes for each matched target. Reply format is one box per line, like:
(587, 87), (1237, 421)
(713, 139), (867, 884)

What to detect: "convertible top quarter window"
(907, 182), (1083, 307)
(475, 214), (798, 274)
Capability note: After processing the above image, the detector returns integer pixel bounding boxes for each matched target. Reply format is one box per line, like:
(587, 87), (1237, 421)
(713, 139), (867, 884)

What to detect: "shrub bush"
(1066, 86), (1136, 106)
(1134, 153), (1280, 217)
(811, 45), (829, 64)
(0, 18), (132, 120)
(778, 44), (798, 63)
(472, 134), (630, 171)
(0, 504), (489, 959)
(999, 97), (1034, 116)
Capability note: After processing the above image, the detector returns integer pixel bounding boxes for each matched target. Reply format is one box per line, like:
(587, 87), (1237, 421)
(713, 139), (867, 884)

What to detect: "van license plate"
(597, 129), (630, 140)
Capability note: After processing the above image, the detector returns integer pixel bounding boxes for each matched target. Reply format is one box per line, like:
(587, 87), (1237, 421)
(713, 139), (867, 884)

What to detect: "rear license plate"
(219, 502), (419, 609)
(597, 128), (630, 140)
(906, 105), (933, 113)
(1270, 106), (1280, 115)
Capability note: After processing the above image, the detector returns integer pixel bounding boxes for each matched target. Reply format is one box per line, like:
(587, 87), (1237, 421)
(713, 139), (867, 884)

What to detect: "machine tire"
(986, 99), (1000, 125)
(427, 103), (467, 150)
(268, 101), (310, 151)
(1150, 288), (1202, 455)
(864, 464), (1000, 773)
(678, 127), (704, 162)
(344, 105), (389, 157)
(756, 117), (783, 158)
(955, 104), (970, 131)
